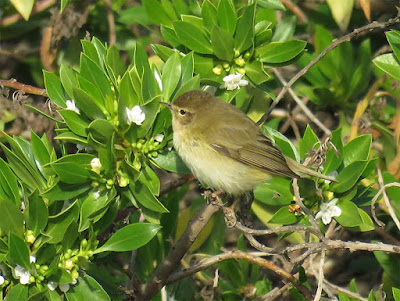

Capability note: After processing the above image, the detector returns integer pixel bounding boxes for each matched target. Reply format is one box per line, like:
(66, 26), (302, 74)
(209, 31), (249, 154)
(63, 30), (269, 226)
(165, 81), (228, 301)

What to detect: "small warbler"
(161, 90), (334, 195)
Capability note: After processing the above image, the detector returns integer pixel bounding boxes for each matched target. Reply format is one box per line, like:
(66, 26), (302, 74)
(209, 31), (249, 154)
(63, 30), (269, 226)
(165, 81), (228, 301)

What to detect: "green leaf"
(87, 119), (115, 145)
(142, 0), (172, 26)
(45, 202), (79, 244)
(174, 75), (201, 99)
(0, 199), (23, 238)
(217, 0), (236, 35)
(269, 206), (299, 224)
(119, 5), (150, 25)
(173, 21), (213, 54)
(245, 60), (271, 85)
(43, 181), (91, 202)
(44, 70), (66, 108)
(151, 150), (191, 174)
(323, 128), (343, 175)
(27, 191), (48, 237)
(140, 164), (160, 196)
(234, 4), (255, 53)
(373, 53), (400, 80)
(129, 181), (169, 213)
(82, 40), (102, 67)
(8, 233), (30, 270)
(80, 54), (113, 103)
(254, 177), (293, 206)
(211, 26), (234, 61)
(333, 161), (368, 193)
(272, 15), (296, 42)
(335, 200), (362, 227)
(258, 0), (285, 10)
(58, 110), (89, 137)
(31, 131), (51, 170)
(342, 135), (371, 166)
(51, 161), (91, 184)
(95, 223), (161, 253)
(299, 125), (319, 159)
(5, 284), (28, 301)
(106, 45), (125, 79)
(151, 44), (177, 62)
(161, 25), (181, 48)
(55, 132), (87, 145)
(393, 288), (400, 301)
(387, 30), (400, 61)
(10, 0), (34, 20)
(202, 0), (218, 33)
(181, 52), (194, 84)
(161, 52), (181, 102)
(73, 87), (106, 120)
(0, 157), (19, 204)
(257, 40), (307, 63)
(65, 275), (111, 300)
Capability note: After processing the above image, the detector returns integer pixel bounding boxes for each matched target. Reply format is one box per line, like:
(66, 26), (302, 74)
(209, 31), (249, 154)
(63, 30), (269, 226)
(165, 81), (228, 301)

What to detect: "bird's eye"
(179, 109), (186, 116)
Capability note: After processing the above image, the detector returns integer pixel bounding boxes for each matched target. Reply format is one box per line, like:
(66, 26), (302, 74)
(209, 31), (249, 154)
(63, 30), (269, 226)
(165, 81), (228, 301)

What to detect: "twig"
(0, 79), (47, 96)
(104, 0), (116, 45)
(166, 250), (313, 301)
(137, 203), (220, 301)
(377, 166), (400, 231)
(370, 182), (400, 227)
(273, 69), (331, 136)
(160, 174), (195, 196)
(322, 279), (368, 301)
(293, 178), (320, 229)
(313, 250), (325, 301)
(257, 14), (400, 126)
(281, 0), (308, 23)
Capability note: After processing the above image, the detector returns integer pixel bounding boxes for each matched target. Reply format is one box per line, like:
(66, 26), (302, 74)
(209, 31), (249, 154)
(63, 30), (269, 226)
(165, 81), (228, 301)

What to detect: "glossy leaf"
(202, 0), (218, 33)
(333, 161), (368, 193)
(254, 177), (293, 206)
(272, 15), (296, 42)
(245, 60), (271, 85)
(58, 110), (89, 137)
(373, 53), (400, 80)
(257, 40), (307, 63)
(335, 200), (362, 227)
(0, 157), (19, 204)
(95, 223), (161, 253)
(27, 191), (48, 237)
(258, 0), (285, 10)
(5, 284), (28, 301)
(151, 150), (191, 174)
(234, 4), (255, 52)
(211, 26), (234, 61)
(173, 21), (213, 54)
(342, 135), (371, 166)
(44, 70), (66, 108)
(0, 197), (24, 237)
(142, 0), (172, 26)
(161, 52), (181, 102)
(46, 202), (79, 244)
(8, 233), (30, 270)
(217, 0), (236, 35)
(129, 181), (169, 213)
(299, 125), (319, 159)
(269, 206), (299, 224)
(73, 87), (106, 120)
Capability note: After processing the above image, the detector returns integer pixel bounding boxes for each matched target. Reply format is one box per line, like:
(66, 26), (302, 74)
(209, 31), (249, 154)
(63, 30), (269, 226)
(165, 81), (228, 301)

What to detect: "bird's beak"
(159, 102), (172, 110)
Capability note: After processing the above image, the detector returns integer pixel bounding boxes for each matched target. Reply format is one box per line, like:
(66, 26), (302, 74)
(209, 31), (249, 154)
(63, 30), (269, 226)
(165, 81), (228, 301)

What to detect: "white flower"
(0, 275), (4, 285)
(59, 283), (70, 292)
(66, 100), (80, 114)
(47, 281), (58, 291)
(77, 144), (94, 152)
(29, 255), (36, 263)
(154, 134), (164, 143)
(14, 265), (31, 285)
(126, 106), (146, 125)
(324, 171), (339, 184)
(90, 158), (102, 174)
(93, 190), (100, 199)
(315, 198), (342, 225)
(154, 70), (163, 91)
(220, 72), (248, 90)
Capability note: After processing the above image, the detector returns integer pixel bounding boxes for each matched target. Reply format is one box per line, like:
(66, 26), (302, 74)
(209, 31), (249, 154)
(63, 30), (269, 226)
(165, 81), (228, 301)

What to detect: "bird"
(161, 90), (334, 195)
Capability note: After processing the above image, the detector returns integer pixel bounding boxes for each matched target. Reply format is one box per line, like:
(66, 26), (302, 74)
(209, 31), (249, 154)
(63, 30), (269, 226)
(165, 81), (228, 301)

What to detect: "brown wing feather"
(207, 127), (298, 178)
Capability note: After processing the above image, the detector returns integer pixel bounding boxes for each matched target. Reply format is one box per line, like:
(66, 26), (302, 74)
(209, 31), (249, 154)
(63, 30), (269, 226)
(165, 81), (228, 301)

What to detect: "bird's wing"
(206, 126), (299, 178)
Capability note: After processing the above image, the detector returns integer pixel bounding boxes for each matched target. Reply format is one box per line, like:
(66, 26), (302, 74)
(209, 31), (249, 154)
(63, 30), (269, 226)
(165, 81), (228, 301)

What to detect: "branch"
(137, 203), (220, 301)
(273, 69), (331, 136)
(166, 250), (313, 301)
(257, 14), (400, 126)
(0, 79), (47, 97)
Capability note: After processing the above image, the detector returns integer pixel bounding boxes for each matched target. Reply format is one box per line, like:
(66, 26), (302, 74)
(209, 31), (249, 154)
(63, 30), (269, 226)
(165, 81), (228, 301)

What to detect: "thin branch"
(273, 69), (331, 136)
(257, 14), (400, 126)
(371, 182), (400, 227)
(377, 166), (400, 231)
(137, 203), (220, 301)
(0, 79), (47, 97)
(166, 250), (313, 301)
(313, 251), (325, 301)
(293, 178), (320, 229)
(104, 0), (116, 45)
(322, 279), (368, 301)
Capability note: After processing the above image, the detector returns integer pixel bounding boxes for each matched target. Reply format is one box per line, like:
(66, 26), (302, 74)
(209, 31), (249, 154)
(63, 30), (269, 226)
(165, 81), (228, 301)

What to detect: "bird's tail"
(284, 156), (337, 182)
